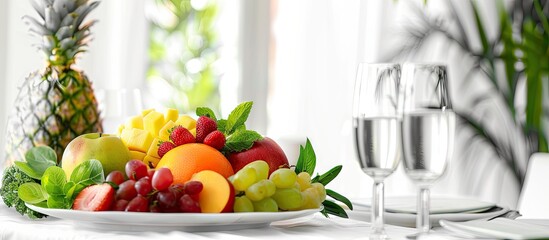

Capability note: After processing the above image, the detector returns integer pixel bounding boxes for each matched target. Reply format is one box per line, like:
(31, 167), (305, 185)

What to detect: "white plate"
(352, 196), (496, 214)
(26, 203), (321, 232)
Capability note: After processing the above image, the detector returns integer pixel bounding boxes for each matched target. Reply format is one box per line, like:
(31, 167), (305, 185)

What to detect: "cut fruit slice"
(72, 183), (115, 211)
(176, 115), (197, 130)
(165, 108), (179, 123)
(191, 170), (235, 213)
(125, 115), (144, 129)
(159, 121), (177, 142)
(129, 150), (147, 161)
(143, 111), (165, 137)
(141, 108), (154, 117)
(125, 128), (154, 153)
(147, 138), (162, 158)
(144, 155), (160, 168)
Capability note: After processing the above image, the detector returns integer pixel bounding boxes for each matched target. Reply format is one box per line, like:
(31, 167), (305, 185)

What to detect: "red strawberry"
(72, 183), (115, 211)
(170, 126), (195, 146)
(203, 130), (226, 150)
(196, 116), (217, 143)
(158, 141), (176, 158)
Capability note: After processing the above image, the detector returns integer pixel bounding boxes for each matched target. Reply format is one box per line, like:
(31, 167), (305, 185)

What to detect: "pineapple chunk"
(141, 108), (154, 117)
(144, 155), (161, 169)
(189, 127), (196, 137)
(129, 150), (147, 161)
(125, 128), (154, 152)
(159, 120), (177, 141)
(143, 111), (164, 137)
(120, 128), (132, 146)
(165, 108), (179, 123)
(117, 124), (125, 136)
(147, 138), (162, 159)
(176, 115), (197, 130)
(125, 115), (144, 129)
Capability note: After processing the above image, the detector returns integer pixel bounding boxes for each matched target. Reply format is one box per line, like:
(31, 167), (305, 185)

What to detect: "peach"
(191, 170), (235, 213)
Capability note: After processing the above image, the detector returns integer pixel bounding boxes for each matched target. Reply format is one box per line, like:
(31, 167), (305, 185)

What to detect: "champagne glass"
(399, 63), (455, 234)
(353, 63), (401, 239)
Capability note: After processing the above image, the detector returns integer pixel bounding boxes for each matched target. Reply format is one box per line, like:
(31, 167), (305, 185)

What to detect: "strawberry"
(203, 130), (226, 150)
(158, 141), (176, 158)
(72, 183), (115, 211)
(196, 116), (217, 143)
(170, 126), (195, 146)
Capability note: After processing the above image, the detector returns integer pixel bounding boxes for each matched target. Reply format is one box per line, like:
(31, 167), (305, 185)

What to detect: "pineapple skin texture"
(5, 69), (103, 165)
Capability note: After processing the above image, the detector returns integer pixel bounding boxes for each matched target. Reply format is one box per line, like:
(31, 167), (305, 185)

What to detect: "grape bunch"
(230, 160), (326, 212)
(106, 160), (203, 213)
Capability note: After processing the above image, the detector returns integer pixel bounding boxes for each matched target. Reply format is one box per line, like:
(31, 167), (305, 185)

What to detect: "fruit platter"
(0, 0), (351, 231)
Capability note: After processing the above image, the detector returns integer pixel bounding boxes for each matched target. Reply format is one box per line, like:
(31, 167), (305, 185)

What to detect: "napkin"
(440, 218), (549, 239)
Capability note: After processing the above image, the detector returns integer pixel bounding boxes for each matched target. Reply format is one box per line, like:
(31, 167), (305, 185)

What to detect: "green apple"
(61, 133), (131, 179)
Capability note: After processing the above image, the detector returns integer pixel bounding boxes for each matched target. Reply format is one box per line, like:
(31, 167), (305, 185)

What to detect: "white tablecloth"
(0, 202), (425, 240)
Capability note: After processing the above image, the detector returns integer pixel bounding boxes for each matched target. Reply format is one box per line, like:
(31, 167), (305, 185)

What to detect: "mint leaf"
(25, 146), (57, 176)
(326, 189), (353, 210)
(224, 129), (262, 152)
(295, 145), (305, 174)
(70, 159), (105, 186)
(14, 162), (42, 180)
(41, 166), (67, 196)
(226, 101), (253, 134)
(196, 107), (217, 121)
(65, 184), (85, 202)
(18, 182), (48, 204)
(217, 119), (227, 134)
(322, 200), (348, 218)
(47, 195), (68, 209)
(312, 165), (342, 186)
(63, 182), (75, 197)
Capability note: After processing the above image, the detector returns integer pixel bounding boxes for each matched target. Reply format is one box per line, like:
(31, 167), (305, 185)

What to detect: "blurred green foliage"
(147, 0), (220, 114)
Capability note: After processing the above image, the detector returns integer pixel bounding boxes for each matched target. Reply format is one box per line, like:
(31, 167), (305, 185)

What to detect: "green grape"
(234, 196), (254, 212)
(246, 160), (269, 180)
(232, 167), (257, 191)
(261, 179), (276, 197)
(252, 197), (278, 212)
(296, 172), (312, 191)
(300, 187), (322, 210)
(311, 182), (326, 202)
(245, 181), (267, 201)
(272, 188), (303, 210)
(269, 168), (297, 188)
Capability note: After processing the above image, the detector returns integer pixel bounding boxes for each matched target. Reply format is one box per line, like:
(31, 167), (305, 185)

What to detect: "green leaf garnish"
(295, 138), (316, 176)
(14, 162), (42, 180)
(196, 107), (217, 121)
(70, 159), (104, 186)
(312, 165), (342, 186)
(18, 183), (48, 204)
(24, 146), (57, 177)
(217, 119), (227, 134)
(47, 195), (68, 209)
(224, 129), (263, 152)
(225, 101), (253, 135)
(41, 166), (67, 196)
(326, 189), (353, 210)
(321, 200), (348, 218)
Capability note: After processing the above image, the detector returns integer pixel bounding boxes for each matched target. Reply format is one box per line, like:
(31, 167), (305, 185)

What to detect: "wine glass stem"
(371, 180), (385, 235)
(417, 186), (430, 233)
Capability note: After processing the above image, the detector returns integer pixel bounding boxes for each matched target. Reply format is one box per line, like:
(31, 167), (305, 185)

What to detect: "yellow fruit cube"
(189, 127), (196, 137)
(141, 108), (154, 117)
(129, 150), (147, 161)
(117, 124), (125, 136)
(126, 128), (154, 152)
(165, 108), (179, 123)
(147, 138), (162, 159)
(144, 155), (161, 169)
(125, 115), (144, 129)
(120, 128), (132, 146)
(176, 115), (197, 130)
(158, 121), (177, 141)
(143, 111), (164, 137)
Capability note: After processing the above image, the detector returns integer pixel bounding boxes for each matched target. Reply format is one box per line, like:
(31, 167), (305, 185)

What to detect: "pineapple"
(5, 0), (103, 165)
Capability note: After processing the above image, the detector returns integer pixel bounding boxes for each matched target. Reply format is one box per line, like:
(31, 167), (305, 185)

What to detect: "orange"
(155, 143), (234, 184)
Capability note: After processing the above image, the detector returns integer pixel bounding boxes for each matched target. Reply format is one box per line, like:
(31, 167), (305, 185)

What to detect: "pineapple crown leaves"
(23, 0), (100, 67)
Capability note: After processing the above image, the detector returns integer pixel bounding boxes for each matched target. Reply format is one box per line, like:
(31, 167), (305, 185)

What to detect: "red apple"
(227, 137), (290, 176)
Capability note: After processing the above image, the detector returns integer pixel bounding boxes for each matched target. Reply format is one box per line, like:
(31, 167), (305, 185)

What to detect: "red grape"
(184, 181), (203, 195)
(147, 169), (155, 179)
(125, 160), (148, 181)
(152, 168), (173, 191)
(135, 177), (152, 196)
(126, 196), (149, 212)
(157, 190), (177, 211)
(113, 199), (129, 211)
(116, 180), (137, 201)
(169, 183), (186, 199)
(179, 194), (201, 213)
(150, 204), (161, 213)
(106, 171), (125, 185)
